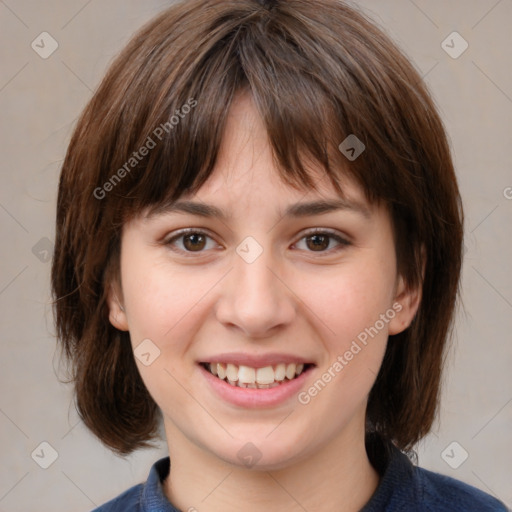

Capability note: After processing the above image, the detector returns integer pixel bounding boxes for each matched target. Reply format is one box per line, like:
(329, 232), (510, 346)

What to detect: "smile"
(200, 362), (314, 389)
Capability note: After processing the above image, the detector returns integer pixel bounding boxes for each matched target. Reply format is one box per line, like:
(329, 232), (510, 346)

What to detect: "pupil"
(184, 233), (205, 251)
(307, 234), (328, 251)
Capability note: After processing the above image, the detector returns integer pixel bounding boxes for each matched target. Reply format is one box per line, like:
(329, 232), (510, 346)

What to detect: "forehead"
(143, 92), (376, 222)
(182, 94), (368, 208)
(145, 158), (374, 225)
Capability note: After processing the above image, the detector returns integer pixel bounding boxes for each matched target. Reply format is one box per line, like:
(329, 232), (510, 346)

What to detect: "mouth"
(199, 362), (316, 389)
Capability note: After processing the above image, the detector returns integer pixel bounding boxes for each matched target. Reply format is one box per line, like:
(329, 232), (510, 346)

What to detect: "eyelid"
(164, 227), (214, 239)
(299, 227), (351, 243)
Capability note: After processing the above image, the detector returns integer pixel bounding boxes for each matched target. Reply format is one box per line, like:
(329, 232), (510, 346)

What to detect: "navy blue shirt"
(92, 437), (508, 511)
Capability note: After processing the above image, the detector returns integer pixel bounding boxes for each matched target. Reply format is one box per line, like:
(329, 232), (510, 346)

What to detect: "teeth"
(285, 363), (296, 380)
(205, 361), (308, 388)
(226, 363), (238, 382)
(256, 366), (275, 385)
(274, 363), (286, 381)
(238, 365), (256, 384)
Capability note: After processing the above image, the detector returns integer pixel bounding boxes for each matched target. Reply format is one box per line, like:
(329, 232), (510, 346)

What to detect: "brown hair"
(52, 0), (464, 456)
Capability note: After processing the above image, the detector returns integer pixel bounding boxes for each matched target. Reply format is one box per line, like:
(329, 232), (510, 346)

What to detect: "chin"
(207, 430), (311, 471)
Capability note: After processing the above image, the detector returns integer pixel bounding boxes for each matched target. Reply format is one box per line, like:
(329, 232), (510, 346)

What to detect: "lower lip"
(199, 364), (313, 408)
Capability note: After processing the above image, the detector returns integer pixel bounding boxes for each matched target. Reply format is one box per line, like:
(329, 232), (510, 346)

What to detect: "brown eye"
(165, 229), (217, 254)
(306, 234), (330, 251)
(183, 233), (206, 251)
(295, 230), (351, 254)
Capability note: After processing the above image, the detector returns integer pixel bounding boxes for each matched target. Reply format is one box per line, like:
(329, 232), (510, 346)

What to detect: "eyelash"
(163, 228), (351, 256)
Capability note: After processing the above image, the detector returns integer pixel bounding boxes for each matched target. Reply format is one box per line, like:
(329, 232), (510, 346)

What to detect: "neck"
(163, 419), (379, 512)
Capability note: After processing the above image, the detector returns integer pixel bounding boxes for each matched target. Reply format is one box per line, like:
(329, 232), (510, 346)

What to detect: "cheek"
(121, 255), (208, 343)
(119, 256), (211, 410)
(295, 265), (393, 425)
(296, 258), (396, 345)
(292, 255), (396, 412)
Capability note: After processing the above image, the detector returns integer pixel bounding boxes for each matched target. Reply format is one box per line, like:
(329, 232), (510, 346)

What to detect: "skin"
(108, 93), (421, 512)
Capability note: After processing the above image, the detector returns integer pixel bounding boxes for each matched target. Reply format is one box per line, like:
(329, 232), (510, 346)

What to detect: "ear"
(387, 274), (422, 335)
(106, 281), (129, 332)
(388, 247), (426, 335)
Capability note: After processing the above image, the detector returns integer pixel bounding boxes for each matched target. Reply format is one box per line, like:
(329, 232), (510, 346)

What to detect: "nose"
(214, 245), (296, 338)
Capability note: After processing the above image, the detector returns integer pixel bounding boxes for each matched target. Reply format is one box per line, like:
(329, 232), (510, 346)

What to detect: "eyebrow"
(149, 198), (371, 221)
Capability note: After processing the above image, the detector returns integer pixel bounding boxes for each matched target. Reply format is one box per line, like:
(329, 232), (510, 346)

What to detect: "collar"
(361, 434), (420, 511)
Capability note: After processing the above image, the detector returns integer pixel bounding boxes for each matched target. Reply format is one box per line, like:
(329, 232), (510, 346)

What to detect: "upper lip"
(199, 352), (315, 368)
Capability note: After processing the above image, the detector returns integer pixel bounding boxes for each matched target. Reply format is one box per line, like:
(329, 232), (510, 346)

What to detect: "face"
(108, 93), (420, 470)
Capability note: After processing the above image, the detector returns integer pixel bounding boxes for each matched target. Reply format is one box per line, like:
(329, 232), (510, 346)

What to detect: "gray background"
(0, 0), (511, 510)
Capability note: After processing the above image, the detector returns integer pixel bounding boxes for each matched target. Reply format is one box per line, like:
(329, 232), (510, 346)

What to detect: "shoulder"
(90, 483), (144, 511)
(363, 436), (508, 512)
(415, 466), (508, 512)
(89, 457), (174, 512)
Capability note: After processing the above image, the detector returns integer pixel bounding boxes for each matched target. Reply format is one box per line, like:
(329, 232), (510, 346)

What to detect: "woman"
(51, 0), (507, 510)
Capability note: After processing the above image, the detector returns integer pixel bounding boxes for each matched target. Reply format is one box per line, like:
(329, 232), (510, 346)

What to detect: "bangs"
(95, 0), (422, 223)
